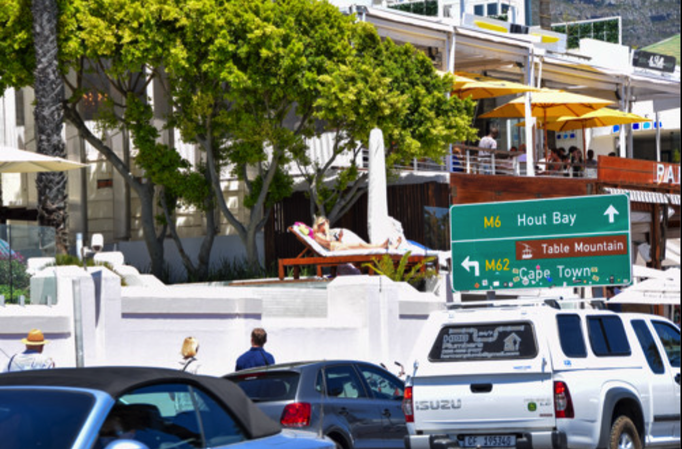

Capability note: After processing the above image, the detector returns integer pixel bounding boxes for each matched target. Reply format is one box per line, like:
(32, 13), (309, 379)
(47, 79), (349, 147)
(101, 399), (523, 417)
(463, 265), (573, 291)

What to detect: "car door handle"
(470, 383), (493, 393)
(339, 407), (349, 416)
(382, 409), (391, 417)
(675, 373), (680, 385)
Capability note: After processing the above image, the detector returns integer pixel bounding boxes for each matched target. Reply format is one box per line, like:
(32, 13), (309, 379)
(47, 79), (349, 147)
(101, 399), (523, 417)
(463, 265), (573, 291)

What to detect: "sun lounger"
(278, 224), (438, 280)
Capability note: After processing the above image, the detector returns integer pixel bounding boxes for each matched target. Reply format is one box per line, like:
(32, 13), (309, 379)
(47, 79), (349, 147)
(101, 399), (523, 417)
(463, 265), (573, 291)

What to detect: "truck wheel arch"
(597, 387), (645, 449)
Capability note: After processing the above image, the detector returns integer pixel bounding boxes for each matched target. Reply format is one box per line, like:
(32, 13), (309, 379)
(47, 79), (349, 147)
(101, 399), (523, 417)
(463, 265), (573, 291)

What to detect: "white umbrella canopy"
(609, 270), (680, 305)
(0, 145), (86, 173)
(367, 128), (391, 244)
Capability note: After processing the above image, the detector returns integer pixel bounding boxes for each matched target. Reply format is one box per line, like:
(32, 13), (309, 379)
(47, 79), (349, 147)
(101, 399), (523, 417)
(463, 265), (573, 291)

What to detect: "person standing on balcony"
(478, 126), (498, 174)
(235, 328), (275, 371)
(3, 329), (55, 372)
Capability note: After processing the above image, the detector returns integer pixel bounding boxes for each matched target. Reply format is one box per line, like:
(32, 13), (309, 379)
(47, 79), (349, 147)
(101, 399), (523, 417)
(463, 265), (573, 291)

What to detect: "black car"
(225, 360), (407, 449)
(0, 367), (334, 449)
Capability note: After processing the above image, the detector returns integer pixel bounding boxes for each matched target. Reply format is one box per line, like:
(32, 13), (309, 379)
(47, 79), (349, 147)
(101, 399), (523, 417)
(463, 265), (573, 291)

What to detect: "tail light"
(280, 402), (311, 427)
(402, 386), (414, 423)
(554, 381), (574, 418)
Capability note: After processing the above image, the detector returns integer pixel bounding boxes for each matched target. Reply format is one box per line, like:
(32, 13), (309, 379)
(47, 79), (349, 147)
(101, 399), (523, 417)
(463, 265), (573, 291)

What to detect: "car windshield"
(0, 389), (95, 449)
(229, 371), (300, 402)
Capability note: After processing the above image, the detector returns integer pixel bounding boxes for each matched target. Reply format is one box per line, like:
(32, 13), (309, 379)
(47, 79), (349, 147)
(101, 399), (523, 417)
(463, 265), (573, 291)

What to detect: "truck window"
(557, 314), (587, 358)
(652, 321), (681, 368)
(428, 322), (537, 362)
(587, 315), (631, 357)
(631, 320), (665, 374)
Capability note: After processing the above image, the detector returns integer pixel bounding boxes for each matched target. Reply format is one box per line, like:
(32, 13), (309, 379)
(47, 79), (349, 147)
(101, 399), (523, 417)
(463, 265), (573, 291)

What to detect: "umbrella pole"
(544, 109), (549, 164)
(582, 123), (587, 162)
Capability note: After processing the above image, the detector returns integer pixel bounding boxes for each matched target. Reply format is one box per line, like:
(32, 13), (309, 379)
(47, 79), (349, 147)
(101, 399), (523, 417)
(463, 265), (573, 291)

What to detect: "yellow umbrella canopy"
(545, 109), (651, 132)
(516, 110), (650, 131)
(451, 71), (538, 100)
(480, 89), (615, 160)
(479, 89), (614, 119)
(517, 109), (651, 160)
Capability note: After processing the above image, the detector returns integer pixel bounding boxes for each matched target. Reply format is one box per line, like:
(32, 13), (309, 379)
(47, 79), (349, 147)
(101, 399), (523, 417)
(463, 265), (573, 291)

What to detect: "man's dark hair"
(251, 328), (267, 347)
(587, 149), (595, 159)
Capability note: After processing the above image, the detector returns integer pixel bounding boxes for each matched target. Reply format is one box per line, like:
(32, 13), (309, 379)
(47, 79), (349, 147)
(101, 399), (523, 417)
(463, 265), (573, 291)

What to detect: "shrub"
(362, 251), (437, 288)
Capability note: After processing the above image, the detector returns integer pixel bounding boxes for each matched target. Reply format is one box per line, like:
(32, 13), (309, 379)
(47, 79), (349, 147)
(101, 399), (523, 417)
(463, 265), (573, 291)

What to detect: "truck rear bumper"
(405, 431), (568, 449)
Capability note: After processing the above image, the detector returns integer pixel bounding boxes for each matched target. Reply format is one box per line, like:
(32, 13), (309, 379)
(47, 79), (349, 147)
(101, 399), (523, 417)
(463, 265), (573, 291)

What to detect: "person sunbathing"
(312, 217), (401, 251)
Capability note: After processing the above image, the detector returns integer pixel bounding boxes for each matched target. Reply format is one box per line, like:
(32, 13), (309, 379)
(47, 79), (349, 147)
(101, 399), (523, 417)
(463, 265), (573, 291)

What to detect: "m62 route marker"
(450, 194), (631, 292)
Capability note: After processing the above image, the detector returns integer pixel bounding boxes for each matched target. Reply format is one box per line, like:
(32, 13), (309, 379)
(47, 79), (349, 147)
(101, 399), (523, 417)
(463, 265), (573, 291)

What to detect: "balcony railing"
(387, 145), (598, 179)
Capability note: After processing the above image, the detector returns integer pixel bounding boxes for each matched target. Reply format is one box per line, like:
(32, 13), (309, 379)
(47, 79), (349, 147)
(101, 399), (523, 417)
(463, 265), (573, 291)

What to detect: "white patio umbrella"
(0, 145), (86, 173)
(609, 269), (680, 305)
(367, 128), (392, 244)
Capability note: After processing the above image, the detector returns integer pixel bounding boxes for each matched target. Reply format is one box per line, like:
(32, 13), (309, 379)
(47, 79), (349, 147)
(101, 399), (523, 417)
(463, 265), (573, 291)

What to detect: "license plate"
(461, 435), (516, 448)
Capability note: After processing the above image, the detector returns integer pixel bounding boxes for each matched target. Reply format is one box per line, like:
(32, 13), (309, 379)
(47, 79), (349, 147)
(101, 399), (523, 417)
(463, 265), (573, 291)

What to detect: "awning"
(604, 187), (679, 205)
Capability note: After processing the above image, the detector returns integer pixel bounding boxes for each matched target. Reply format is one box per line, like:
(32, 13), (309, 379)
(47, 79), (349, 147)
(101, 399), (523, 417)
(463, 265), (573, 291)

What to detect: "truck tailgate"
(412, 372), (555, 432)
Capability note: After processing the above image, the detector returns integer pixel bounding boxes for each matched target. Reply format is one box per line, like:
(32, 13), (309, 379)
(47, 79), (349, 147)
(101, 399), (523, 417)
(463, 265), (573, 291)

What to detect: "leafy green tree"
(306, 23), (476, 223)
(166, 0), (358, 269)
(0, 0), (216, 280)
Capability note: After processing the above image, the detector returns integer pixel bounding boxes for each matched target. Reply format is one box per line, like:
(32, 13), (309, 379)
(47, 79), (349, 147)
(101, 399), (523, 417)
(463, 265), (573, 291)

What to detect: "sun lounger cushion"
(290, 225), (405, 257)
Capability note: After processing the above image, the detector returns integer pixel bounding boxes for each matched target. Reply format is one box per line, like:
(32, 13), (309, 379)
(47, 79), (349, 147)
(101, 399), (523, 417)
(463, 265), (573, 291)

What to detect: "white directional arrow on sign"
(461, 256), (480, 276)
(604, 205), (619, 223)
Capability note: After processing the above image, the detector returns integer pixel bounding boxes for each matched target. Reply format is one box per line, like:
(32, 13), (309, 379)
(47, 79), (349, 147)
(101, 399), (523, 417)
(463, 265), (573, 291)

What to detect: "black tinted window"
(0, 390), (93, 449)
(429, 322), (537, 362)
(557, 314), (587, 358)
(229, 372), (299, 402)
(652, 321), (681, 368)
(587, 315), (631, 356)
(631, 320), (665, 374)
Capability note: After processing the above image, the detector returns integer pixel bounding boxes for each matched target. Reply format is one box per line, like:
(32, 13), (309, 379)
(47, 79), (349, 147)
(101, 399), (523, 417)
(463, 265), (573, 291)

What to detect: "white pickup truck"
(402, 300), (680, 449)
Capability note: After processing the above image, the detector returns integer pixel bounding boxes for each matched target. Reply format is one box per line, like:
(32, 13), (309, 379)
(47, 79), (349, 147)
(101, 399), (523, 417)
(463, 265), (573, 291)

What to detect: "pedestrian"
(3, 329), (55, 372)
(477, 126), (498, 174)
(235, 328), (275, 371)
(179, 336), (200, 374)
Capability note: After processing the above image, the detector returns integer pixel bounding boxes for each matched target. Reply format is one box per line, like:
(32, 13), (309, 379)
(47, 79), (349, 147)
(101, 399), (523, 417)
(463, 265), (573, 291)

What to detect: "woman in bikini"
(312, 217), (400, 251)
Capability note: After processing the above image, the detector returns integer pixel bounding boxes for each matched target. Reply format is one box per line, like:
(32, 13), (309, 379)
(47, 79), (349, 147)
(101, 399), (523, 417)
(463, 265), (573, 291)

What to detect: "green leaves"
(362, 251), (438, 286)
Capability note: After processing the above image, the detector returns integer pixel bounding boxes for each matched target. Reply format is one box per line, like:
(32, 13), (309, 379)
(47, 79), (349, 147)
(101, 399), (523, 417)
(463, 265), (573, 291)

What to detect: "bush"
(363, 251), (437, 289)
(0, 256), (30, 303)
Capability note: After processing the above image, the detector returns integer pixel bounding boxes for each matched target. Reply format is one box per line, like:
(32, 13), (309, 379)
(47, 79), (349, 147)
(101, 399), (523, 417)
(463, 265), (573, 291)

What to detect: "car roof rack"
(446, 298), (606, 310)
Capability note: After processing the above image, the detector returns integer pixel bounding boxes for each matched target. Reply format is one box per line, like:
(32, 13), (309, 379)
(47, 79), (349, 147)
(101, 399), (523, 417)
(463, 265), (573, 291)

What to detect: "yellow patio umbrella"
(451, 71), (538, 100)
(517, 109), (651, 159)
(480, 89), (614, 160)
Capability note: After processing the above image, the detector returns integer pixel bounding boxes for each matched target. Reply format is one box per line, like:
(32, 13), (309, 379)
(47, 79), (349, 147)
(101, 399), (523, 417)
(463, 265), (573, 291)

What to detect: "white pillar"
(524, 51), (535, 177)
(655, 111), (661, 162)
(619, 83), (627, 158)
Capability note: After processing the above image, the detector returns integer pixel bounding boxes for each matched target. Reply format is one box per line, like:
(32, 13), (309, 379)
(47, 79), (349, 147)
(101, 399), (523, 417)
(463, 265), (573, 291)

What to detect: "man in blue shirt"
(235, 328), (275, 371)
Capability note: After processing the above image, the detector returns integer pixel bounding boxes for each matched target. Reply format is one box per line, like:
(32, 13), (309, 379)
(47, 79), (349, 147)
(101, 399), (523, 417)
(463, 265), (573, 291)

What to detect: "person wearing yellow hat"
(3, 329), (55, 372)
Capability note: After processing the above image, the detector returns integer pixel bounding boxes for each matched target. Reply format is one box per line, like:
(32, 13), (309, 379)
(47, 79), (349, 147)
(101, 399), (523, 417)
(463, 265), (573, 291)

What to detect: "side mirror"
(105, 440), (149, 449)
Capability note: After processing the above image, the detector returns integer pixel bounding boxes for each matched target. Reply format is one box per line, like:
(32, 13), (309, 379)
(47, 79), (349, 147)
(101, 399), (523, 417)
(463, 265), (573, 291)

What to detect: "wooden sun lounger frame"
(278, 226), (438, 280)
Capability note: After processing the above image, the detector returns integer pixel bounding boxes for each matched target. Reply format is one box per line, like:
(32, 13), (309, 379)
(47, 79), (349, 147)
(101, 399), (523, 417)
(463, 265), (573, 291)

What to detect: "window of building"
(486, 3), (498, 16)
(474, 5), (485, 16)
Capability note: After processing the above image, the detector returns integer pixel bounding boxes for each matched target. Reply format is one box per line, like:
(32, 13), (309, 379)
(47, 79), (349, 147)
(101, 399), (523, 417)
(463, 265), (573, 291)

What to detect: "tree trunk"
(539, 0), (552, 30)
(137, 183), (166, 280)
(32, 0), (69, 253)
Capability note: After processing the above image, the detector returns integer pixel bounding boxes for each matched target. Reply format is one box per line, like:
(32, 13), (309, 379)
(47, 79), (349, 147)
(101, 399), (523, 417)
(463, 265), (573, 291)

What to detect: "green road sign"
(451, 194), (631, 292)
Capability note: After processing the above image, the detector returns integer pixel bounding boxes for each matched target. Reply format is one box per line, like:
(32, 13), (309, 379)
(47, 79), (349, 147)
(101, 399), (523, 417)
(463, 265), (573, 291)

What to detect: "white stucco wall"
(0, 268), (445, 376)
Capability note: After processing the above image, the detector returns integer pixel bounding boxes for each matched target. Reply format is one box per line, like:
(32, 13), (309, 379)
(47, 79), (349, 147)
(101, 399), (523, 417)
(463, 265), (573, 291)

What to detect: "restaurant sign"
(632, 50), (677, 73)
